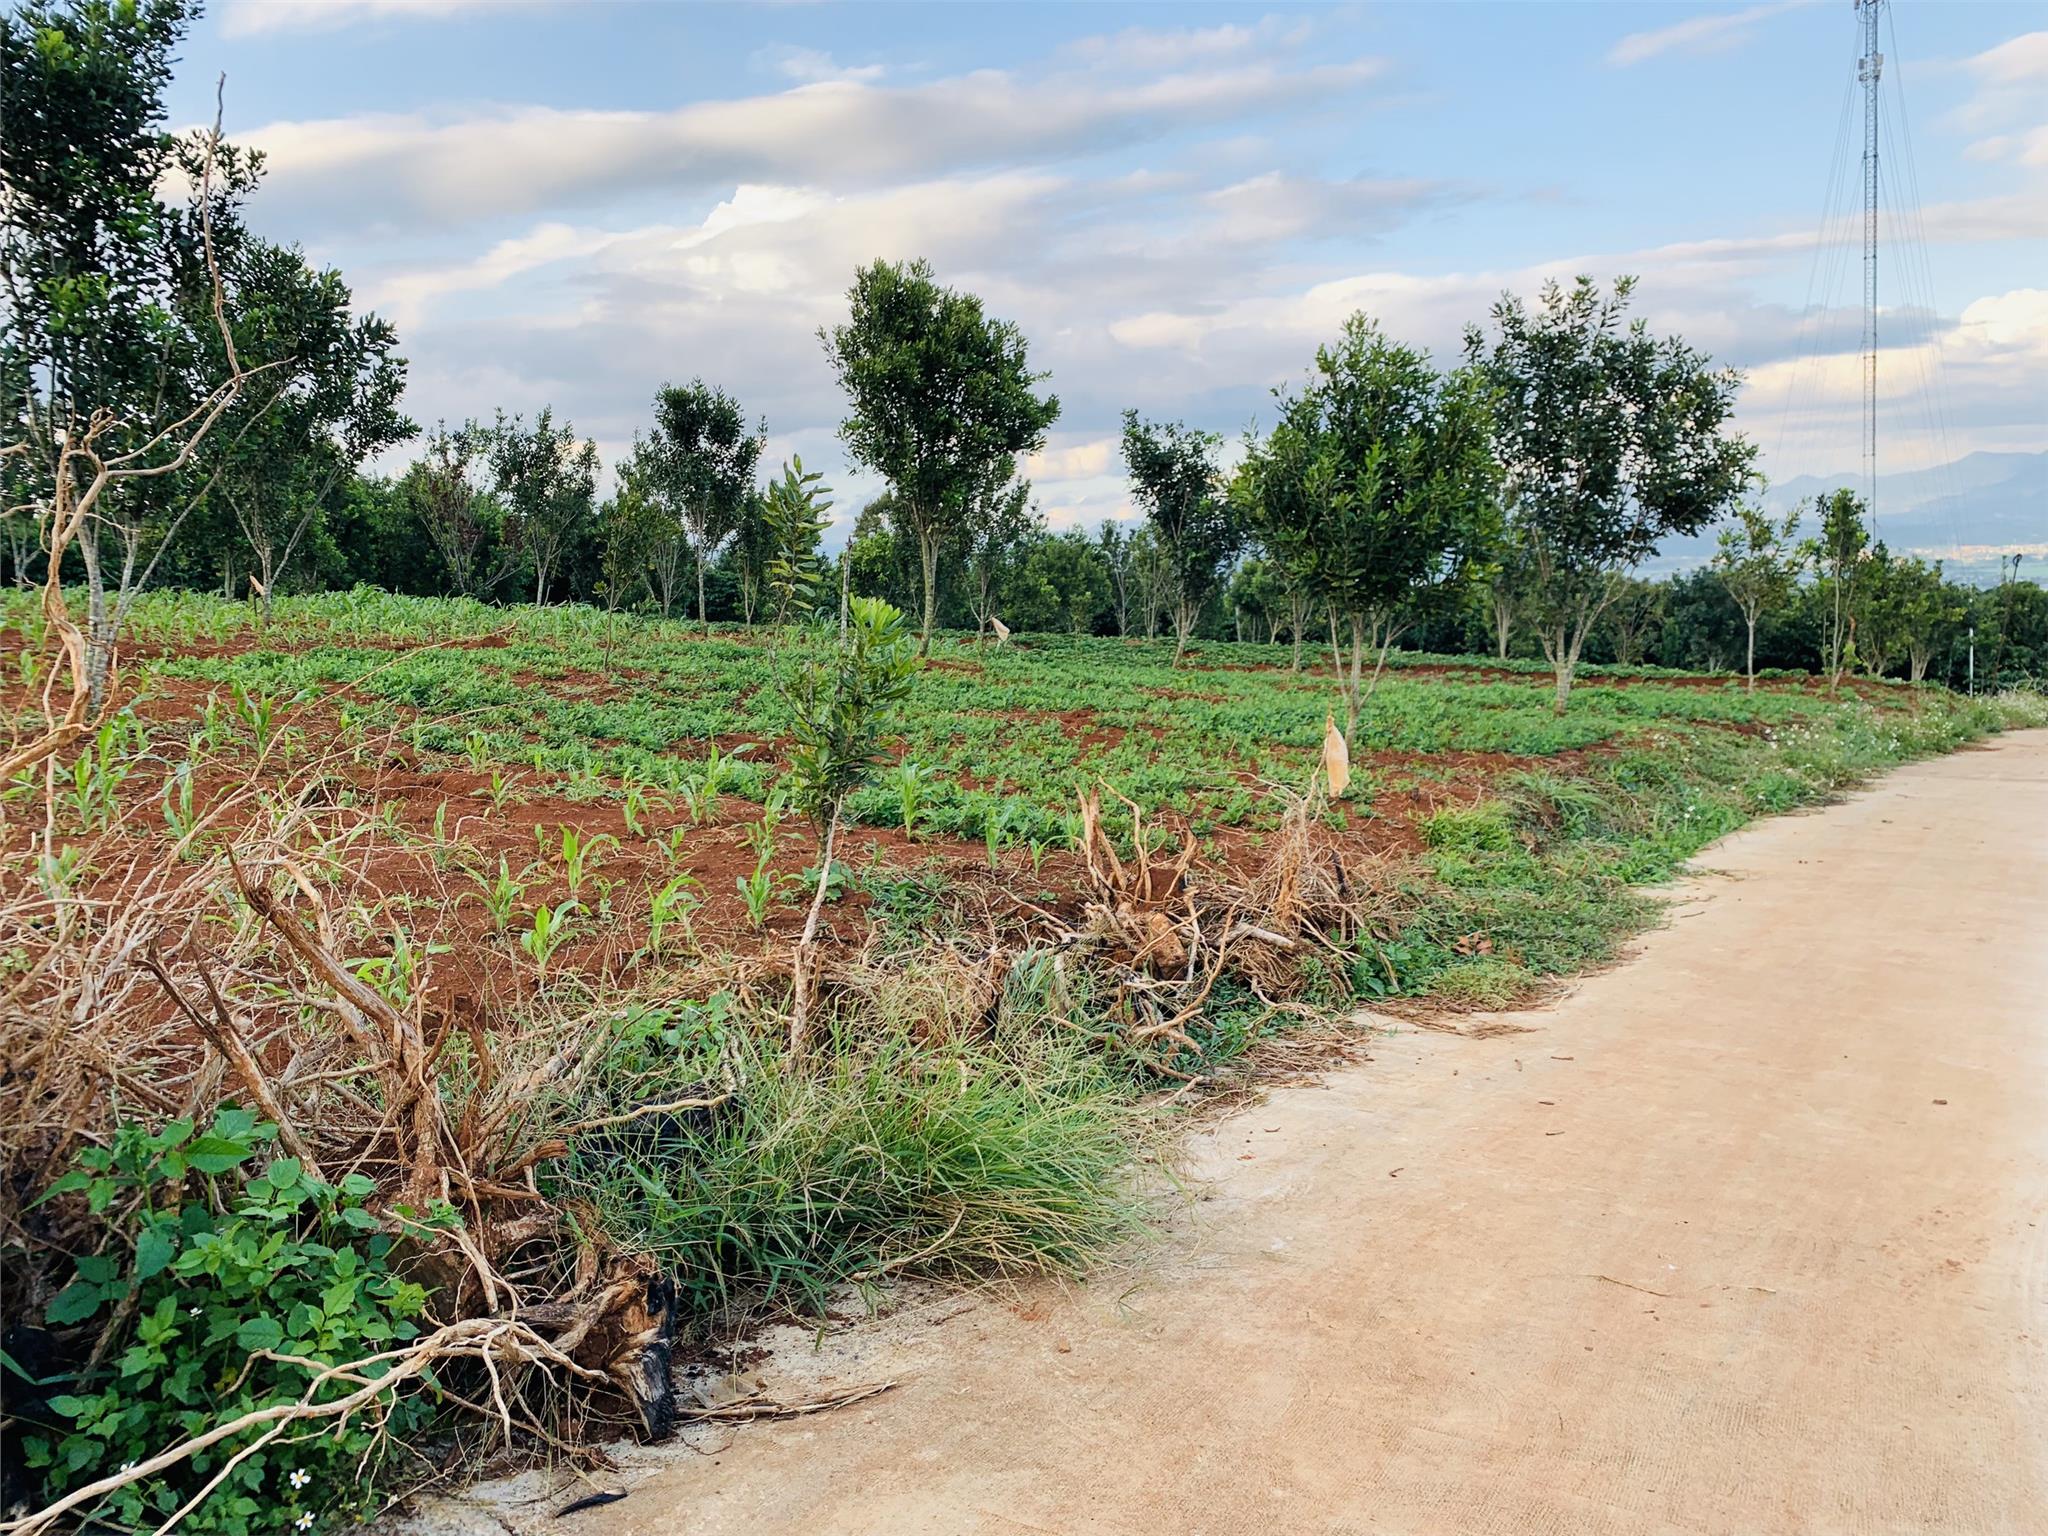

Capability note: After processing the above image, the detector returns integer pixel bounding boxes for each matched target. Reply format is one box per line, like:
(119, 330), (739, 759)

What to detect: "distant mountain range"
(1652, 450), (2048, 587)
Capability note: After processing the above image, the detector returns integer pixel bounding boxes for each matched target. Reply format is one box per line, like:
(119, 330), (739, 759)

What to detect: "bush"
(20, 1110), (430, 1536)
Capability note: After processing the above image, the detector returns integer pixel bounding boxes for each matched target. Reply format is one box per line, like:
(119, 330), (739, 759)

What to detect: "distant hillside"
(1651, 450), (2048, 587)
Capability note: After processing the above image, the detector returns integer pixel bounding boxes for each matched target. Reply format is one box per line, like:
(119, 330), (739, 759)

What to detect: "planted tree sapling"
(761, 456), (832, 625)
(783, 595), (921, 1052)
(647, 380), (763, 631)
(1233, 315), (1497, 747)
(490, 408), (599, 606)
(1808, 488), (1869, 695)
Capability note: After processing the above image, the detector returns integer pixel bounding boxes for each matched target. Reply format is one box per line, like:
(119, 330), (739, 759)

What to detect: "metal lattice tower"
(1856, 0), (1884, 528)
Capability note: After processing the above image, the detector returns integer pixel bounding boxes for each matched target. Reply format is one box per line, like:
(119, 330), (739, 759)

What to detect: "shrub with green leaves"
(23, 1110), (430, 1536)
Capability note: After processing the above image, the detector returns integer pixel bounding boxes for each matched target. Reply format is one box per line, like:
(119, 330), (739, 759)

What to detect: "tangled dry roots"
(801, 783), (1397, 1079)
(0, 774), (688, 1532)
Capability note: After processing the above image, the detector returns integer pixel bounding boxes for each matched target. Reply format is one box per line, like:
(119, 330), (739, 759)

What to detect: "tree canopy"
(1234, 315), (1497, 742)
(822, 258), (1059, 654)
(1470, 275), (1753, 712)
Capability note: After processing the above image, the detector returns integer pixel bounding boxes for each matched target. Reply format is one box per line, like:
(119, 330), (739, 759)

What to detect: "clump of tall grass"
(554, 1015), (1144, 1327)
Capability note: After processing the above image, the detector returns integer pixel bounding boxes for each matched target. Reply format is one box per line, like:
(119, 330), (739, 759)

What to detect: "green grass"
(549, 1003), (1143, 1325)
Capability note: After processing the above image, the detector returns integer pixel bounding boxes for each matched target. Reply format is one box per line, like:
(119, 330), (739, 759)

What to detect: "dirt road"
(592, 731), (2048, 1535)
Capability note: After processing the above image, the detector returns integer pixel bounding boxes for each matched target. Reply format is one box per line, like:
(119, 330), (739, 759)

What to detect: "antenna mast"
(1856, 0), (1884, 528)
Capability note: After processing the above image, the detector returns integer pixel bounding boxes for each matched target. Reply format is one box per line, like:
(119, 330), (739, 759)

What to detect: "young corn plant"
(740, 812), (778, 869)
(65, 714), (139, 832)
(736, 863), (777, 932)
(888, 760), (930, 838)
(978, 800), (1018, 871)
(520, 900), (580, 986)
(620, 780), (660, 837)
(472, 857), (528, 934)
(783, 595), (921, 1052)
(647, 873), (704, 955)
(556, 825), (617, 896)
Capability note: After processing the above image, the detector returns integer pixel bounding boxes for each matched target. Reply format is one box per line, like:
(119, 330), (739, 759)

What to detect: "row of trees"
(7, 0), (2040, 735)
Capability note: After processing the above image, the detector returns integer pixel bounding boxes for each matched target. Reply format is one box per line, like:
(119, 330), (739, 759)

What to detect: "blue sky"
(170, 1), (2047, 549)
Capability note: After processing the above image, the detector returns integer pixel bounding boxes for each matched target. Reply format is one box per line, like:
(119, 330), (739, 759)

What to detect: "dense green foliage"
(21, 1109), (430, 1536)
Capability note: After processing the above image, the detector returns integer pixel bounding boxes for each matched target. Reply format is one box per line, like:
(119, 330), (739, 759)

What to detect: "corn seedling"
(351, 928), (442, 1008)
(736, 863), (776, 931)
(740, 813), (778, 868)
(620, 781), (658, 837)
(472, 857), (527, 934)
(556, 825), (617, 895)
(982, 802), (1012, 870)
(429, 801), (457, 867)
(519, 900), (580, 984)
(647, 873), (704, 955)
(888, 760), (930, 838)
(160, 763), (199, 847)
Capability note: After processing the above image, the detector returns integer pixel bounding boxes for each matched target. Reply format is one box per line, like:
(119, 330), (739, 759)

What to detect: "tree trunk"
(789, 811), (840, 1056)
(1745, 614), (1757, 692)
(1493, 592), (1513, 661)
(1543, 622), (1576, 715)
(1344, 610), (1366, 748)
(79, 535), (112, 721)
(534, 562), (546, 606)
(697, 539), (710, 633)
(1172, 597), (1195, 667)
(917, 524), (938, 658)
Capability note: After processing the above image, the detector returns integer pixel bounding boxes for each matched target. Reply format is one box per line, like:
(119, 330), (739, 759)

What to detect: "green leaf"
(185, 1135), (256, 1175)
(45, 1394), (87, 1419)
(133, 1225), (177, 1280)
(28, 1169), (91, 1208)
(46, 1283), (103, 1325)
(235, 1316), (284, 1353)
(211, 1106), (258, 1141)
(268, 1156), (303, 1189)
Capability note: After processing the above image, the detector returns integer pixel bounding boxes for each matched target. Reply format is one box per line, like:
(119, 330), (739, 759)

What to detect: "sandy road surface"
(586, 731), (2048, 1536)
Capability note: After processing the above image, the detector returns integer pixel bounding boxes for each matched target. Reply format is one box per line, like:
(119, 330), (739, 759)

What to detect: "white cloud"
(1202, 172), (1456, 244)
(1062, 18), (1311, 72)
(239, 55), (1386, 234)
(1606, 1), (1809, 68)
(754, 45), (886, 85)
(219, 0), (513, 38)
(1965, 31), (2048, 87)
(1026, 437), (1117, 482)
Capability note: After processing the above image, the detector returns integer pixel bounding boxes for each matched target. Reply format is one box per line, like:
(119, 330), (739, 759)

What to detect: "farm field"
(16, 587), (2029, 1017)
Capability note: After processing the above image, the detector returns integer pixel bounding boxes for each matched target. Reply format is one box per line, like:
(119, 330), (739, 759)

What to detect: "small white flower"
(120, 1462), (135, 1473)
(188, 1306), (202, 1317)
(296, 1515), (315, 1532)
(289, 1470), (311, 1490)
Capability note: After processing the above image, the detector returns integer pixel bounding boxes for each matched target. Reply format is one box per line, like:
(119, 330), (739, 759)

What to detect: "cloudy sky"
(173, 0), (2047, 544)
